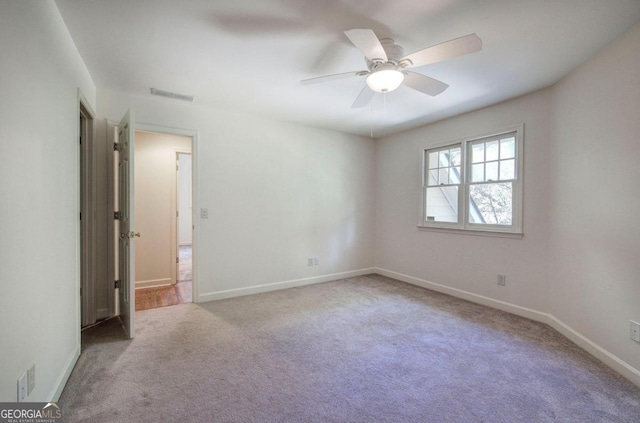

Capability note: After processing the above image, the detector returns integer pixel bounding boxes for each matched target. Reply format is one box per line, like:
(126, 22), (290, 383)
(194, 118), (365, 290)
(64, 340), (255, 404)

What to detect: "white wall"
(178, 153), (193, 246)
(0, 1), (95, 401)
(376, 89), (551, 313)
(97, 88), (376, 300)
(134, 131), (191, 287)
(549, 23), (640, 372)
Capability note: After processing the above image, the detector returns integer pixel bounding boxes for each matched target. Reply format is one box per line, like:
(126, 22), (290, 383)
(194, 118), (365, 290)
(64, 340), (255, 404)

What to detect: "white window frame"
(419, 124), (524, 237)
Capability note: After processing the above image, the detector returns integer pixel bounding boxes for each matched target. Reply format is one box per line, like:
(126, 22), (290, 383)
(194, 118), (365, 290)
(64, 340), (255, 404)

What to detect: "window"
(420, 125), (523, 235)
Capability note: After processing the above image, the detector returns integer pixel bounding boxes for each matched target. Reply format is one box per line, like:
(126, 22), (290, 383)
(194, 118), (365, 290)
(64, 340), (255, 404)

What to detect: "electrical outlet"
(314, 257), (319, 265)
(630, 320), (640, 343)
(17, 373), (26, 402)
(200, 208), (209, 219)
(27, 364), (35, 395)
(307, 258), (314, 266)
(497, 274), (506, 286)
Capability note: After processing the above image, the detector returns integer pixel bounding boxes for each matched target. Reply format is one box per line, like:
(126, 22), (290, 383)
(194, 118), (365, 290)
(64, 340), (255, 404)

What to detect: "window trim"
(422, 143), (463, 229)
(418, 124), (524, 236)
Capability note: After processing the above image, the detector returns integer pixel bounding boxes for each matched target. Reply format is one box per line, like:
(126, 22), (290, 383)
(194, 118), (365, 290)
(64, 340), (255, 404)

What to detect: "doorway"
(132, 130), (194, 311)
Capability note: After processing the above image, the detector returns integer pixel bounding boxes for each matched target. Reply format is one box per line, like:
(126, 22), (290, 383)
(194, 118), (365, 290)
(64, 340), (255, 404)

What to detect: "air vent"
(150, 88), (194, 102)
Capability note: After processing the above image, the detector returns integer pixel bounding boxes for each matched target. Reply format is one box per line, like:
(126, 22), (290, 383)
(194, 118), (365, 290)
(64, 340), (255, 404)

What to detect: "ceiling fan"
(301, 29), (482, 108)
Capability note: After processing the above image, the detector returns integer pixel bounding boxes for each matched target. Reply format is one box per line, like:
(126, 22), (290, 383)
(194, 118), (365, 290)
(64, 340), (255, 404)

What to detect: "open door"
(117, 110), (136, 338)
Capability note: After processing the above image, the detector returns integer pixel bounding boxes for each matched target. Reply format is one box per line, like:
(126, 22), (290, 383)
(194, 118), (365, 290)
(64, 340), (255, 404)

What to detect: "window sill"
(417, 225), (523, 239)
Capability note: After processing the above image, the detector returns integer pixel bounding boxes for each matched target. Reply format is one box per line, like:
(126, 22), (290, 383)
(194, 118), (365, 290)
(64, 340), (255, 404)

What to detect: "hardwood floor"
(135, 245), (192, 311)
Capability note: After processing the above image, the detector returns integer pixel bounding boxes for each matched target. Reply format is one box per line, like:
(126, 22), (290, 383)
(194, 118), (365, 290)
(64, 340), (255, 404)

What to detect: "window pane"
(500, 138), (515, 159)
(438, 168), (449, 185)
(450, 166), (461, 184)
(469, 182), (513, 225)
(472, 163), (484, 182)
(429, 151), (439, 169)
(500, 159), (515, 180)
(472, 143), (484, 163)
(450, 147), (461, 166)
(485, 161), (498, 181)
(440, 150), (451, 167)
(426, 186), (458, 223)
(486, 140), (499, 161)
(427, 169), (438, 186)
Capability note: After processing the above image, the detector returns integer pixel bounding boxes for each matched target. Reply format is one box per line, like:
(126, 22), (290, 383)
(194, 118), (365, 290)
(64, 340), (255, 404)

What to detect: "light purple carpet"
(60, 274), (640, 422)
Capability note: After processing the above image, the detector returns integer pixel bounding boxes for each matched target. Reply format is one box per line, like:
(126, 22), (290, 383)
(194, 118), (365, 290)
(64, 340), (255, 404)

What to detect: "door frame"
(106, 120), (118, 316)
(175, 151), (193, 283)
(108, 122), (200, 303)
(78, 89), (96, 328)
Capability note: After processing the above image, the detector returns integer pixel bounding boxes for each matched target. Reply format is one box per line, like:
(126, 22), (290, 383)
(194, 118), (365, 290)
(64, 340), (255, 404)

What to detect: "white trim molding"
(546, 316), (640, 387)
(198, 268), (376, 302)
(50, 345), (81, 401)
(135, 278), (174, 289)
(375, 268), (547, 323)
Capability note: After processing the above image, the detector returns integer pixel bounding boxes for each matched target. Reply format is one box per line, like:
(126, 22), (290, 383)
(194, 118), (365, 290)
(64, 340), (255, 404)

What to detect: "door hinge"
(176, 257), (179, 264)
(80, 287), (82, 296)
(114, 211), (123, 220)
(113, 142), (121, 152)
(176, 211), (179, 218)
(79, 212), (82, 221)
(114, 280), (121, 289)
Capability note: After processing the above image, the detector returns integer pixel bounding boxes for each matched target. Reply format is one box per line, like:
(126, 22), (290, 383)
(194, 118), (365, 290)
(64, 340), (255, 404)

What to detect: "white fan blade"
(403, 71), (449, 96)
(351, 86), (375, 108)
(301, 70), (368, 86)
(344, 29), (388, 62)
(401, 33), (482, 68)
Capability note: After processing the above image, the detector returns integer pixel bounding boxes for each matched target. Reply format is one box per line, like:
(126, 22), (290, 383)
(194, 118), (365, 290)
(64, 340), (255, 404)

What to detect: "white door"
(117, 110), (136, 338)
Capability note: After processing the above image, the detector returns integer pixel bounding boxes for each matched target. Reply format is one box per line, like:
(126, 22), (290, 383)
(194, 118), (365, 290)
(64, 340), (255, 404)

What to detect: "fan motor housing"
(366, 38), (405, 71)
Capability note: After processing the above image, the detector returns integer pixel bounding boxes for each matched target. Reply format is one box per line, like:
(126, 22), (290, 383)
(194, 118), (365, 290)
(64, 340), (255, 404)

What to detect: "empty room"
(1, 1), (639, 422)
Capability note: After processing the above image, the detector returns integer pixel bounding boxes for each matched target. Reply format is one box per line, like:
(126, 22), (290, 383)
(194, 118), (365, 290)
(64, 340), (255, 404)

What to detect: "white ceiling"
(55, 0), (640, 138)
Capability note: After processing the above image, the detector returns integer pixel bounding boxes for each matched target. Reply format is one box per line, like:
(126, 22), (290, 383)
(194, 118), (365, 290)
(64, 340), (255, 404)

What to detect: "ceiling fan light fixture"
(366, 69), (405, 93)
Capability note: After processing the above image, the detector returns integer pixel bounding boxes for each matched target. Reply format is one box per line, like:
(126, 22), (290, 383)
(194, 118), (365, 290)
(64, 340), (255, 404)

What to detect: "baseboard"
(96, 308), (110, 320)
(374, 267), (640, 388)
(198, 268), (376, 302)
(374, 268), (548, 323)
(546, 315), (640, 387)
(136, 278), (172, 289)
(49, 344), (80, 401)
